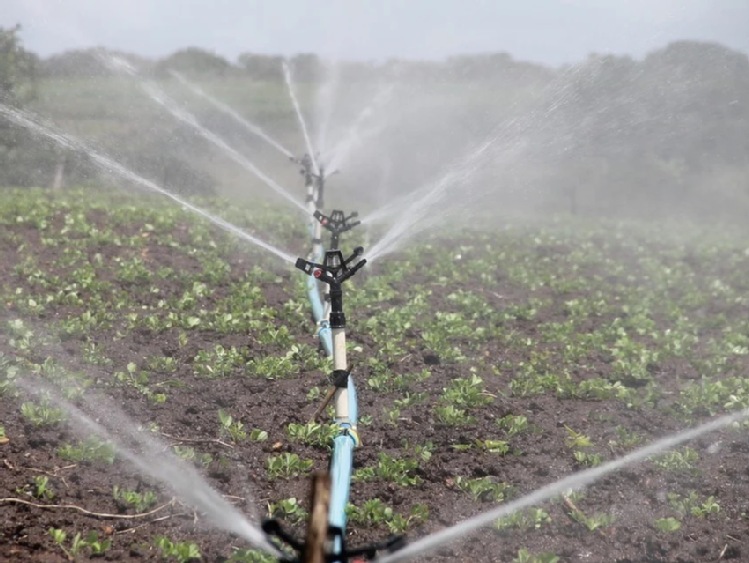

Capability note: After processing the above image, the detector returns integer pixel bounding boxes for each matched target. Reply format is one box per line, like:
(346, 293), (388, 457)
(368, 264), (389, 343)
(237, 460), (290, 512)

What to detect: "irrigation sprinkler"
(314, 210), (361, 252)
(289, 247), (399, 562)
(265, 246), (406, 562)
(262, 472), (405, 562)
(292, 151), (357, 357)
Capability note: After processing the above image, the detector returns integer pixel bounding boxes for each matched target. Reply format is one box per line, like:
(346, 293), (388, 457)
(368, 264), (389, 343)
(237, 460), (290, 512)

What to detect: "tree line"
(2, 24), (749, 222)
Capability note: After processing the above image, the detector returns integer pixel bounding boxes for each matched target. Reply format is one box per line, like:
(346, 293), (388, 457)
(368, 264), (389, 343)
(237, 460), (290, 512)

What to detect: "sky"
(2, 0), (748, 66)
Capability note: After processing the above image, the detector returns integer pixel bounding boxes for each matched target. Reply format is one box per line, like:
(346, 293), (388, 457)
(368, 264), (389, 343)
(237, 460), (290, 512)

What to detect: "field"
(2, 187), (749, 562)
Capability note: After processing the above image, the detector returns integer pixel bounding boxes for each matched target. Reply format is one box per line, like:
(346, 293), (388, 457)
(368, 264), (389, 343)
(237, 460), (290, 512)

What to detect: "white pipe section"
(332, 327), (349, 423)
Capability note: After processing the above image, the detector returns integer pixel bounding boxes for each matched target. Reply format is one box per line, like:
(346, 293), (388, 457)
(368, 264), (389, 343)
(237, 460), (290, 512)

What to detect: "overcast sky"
(3, 0), (748, 66)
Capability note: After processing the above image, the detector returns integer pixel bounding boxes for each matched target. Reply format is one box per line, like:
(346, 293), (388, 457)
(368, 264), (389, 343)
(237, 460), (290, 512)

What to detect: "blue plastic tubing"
(303, 235), (359, 558)
(329, 379), (358, 557)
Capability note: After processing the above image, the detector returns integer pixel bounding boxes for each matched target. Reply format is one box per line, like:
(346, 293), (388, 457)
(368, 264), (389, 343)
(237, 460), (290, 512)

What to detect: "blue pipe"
(305, 261), (333, 357)
(302, 227), (360, 559)
(328, 375), (359, 560)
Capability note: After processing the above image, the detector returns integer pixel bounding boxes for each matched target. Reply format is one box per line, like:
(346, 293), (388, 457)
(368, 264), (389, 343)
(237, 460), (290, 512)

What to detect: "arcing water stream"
(20, 382), (279, 556)
(362, 60), (618, 263)
(169, 70), (295, 160)
(102, 55), (307, 214)
(0, 103), (297, 266)
(282, 60), (319, 173)
(378, 407), (749, 563)
(365, 133), (503, 264)
(324, 83), (394, 174)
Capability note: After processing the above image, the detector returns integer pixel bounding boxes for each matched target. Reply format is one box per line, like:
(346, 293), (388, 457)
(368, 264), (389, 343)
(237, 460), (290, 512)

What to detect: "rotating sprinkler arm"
(314, 210), (361, 251)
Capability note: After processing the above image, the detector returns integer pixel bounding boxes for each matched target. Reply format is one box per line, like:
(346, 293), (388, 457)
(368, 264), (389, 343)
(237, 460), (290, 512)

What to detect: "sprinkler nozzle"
(315, 209), (361, 250)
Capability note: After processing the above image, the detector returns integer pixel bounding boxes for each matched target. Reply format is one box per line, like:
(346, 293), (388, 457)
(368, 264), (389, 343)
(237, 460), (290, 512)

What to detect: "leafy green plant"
(573, 450), (603, 467)
(564, 425), (593, 449)
(249, 428), (268, 442)
(348, 499), (429, 533)
(218, 409), (247, 442)
(286, 422), (337, 448)
(654, 516), (682, 533)
(266, 453), (314, 479)
(434, 404), (475, 426)
(455, 476), (510, 503)
(227, 549), (278, 562)
(354, 453), (422, 486)
(652, 447), (699, 472)
(496, 414), (529, 437)
(667, 491), (720, 518)
(172, 446), (213, 468)
(113, 485), (158, 512)
(155, 536), (202, 562)
(20, 399), (65, 427)
(513, 548), (560, 563)
(441, 374), (492, 408)
(32, 476), (55, 500)
(570, 508), (616, 532)
(49, 528), (112, 558)
(268, 497), (307, 523)
(58, 437), (116, 464)
(495, 507), (551, 531)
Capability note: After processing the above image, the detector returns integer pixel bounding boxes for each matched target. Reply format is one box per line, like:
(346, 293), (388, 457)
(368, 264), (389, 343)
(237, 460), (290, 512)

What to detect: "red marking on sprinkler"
(313, 269), (322, 278)
(321, 218), (328, 225)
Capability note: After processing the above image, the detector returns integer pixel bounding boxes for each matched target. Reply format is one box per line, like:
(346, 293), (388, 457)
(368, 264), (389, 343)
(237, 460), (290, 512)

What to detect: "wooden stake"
(310, 387), (336, 423)
(303, 472), (331, 563)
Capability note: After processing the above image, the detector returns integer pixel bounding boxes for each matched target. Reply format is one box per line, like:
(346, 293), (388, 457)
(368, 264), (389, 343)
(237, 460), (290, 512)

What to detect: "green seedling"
(227, 549), (277, 562)
(268, 497), (307, 523)
(408, 441), (435, 462)
(218, 409), (247, 442)
(266, 453), (314, 479)
(354, 453), (422, 486)
(33, 475), (55, 500)
(513, 548), (560, 563)
(564, 425), (593, 449)
(249, 428), (268, 442)
(455, 476), (510, 503)
(652, 447), (699, 472)
(155, 536), (202, 562)
(173, 446), (213, 468)
(20, 399), (66, 427)
(573, 450), (603, 467)
(286, 422), (337, 448)
(496, 414), (529, 437)
(654, 517), (682, 533)
(383, 405), (402, 426)
(49, 528), (112, 558)
(441, 374), (492, 408)
(571, 509), (615, 532)
(348, 499), (429, 533)
(58, 437), (116, 464)
(608, 426), (644, 451)
(495, 507), (551, 531)
(667, 491), (720, 518)
(113, 485), (158, 512)
(435, 404), (475, 426)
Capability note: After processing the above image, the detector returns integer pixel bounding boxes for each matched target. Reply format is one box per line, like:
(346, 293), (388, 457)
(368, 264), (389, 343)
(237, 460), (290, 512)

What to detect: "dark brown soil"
(2, 197), (749, 563)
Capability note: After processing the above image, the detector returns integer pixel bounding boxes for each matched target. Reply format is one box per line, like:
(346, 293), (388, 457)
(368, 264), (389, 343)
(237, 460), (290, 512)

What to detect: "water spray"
(377, 407), (749, 563)
(170, 70), (295, 159)
(100, 54), (307, 214)
(0, 103), (297, 265)
(283, 60), (320, 175)
(16, 381), (279, 556)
